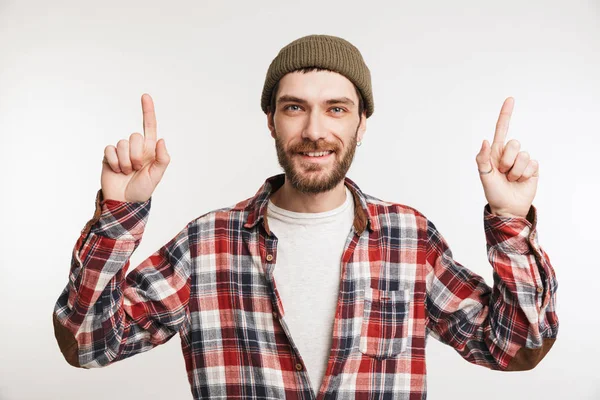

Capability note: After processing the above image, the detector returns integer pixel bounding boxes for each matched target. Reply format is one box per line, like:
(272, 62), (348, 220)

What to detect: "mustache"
(290, 141), (338, 153)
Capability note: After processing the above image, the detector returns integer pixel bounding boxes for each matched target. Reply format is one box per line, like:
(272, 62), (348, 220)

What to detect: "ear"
(267, 110), (276, 139)
(357, 111), (367, 142)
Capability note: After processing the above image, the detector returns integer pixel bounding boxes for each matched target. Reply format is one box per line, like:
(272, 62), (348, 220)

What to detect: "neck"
(269, 177), (348, 213)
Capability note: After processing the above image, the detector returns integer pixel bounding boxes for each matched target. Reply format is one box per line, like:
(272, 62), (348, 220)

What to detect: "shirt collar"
(241, 173), (378, 235)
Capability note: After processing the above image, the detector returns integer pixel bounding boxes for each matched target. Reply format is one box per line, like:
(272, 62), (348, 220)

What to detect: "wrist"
(489, 206), (523, 219)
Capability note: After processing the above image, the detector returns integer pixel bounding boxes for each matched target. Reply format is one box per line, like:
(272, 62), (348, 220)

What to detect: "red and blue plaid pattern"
(53, 173), (558, 399)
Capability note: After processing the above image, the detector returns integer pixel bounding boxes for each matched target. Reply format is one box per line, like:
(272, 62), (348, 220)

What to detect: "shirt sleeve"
(52, 188), (192, 368)
(423, 203), (559, 371)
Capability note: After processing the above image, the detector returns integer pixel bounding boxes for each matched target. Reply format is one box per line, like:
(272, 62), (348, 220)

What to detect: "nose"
(301, 109), (328, 142)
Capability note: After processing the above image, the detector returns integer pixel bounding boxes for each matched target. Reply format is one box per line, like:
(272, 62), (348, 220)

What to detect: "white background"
(1, 0), (598, 399)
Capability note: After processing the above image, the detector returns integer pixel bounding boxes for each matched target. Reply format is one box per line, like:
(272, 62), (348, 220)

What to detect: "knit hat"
(260, 34), (374, 118)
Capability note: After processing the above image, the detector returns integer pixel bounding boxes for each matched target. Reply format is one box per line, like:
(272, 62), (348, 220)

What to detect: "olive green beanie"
(260, 34), (374, 118)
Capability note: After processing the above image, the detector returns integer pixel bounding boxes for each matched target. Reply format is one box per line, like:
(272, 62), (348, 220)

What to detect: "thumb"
(149, 138), (170, 183)
(475, 140), (494, 175)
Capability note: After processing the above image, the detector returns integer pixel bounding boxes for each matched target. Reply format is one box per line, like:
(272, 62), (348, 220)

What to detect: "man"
(52, 34), (559, 399)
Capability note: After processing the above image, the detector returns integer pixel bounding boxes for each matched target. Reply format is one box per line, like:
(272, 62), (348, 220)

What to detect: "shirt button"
(272, 311), (278, 318)
(295, 363), (303, 371)
(266, 254), (273, 262)
(536, 286), (543, 294)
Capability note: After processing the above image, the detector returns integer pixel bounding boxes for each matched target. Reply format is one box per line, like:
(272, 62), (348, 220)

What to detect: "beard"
(274, 126), (359, 194)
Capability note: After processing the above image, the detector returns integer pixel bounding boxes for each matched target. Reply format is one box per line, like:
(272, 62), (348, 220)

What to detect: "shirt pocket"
(358, 286), (410, 359)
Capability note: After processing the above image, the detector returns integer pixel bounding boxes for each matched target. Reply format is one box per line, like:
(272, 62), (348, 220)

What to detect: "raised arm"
(424, 205), (559, 371)
(52, 93), (191, 368)
(52, 188), (192, 368)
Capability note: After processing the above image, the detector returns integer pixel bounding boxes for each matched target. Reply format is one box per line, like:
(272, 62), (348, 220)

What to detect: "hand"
(475, 97), (539, 218)
(101, 93), (170, 202)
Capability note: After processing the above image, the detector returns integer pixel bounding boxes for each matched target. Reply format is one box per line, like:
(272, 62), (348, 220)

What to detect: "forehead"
(276, 70), (357, 101)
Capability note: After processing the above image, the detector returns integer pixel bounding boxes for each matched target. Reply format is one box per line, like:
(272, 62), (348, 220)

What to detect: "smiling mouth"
(298, 150), (335, 158)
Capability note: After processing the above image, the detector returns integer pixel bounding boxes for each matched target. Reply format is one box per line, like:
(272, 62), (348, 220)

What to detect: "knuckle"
(130, 159), (141, 169)
(129, 145), (142, 158)
(130, 153), (142, 166)
(117, 139), (129, 148)
(119, 154), (131, 165)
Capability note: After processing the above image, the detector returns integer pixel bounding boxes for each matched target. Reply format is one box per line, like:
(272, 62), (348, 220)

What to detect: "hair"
(267, 67), (366, 120)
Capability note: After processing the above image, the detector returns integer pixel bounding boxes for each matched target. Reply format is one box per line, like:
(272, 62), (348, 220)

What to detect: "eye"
(330, 107), (346, 114)
(284, 105), (301, 111)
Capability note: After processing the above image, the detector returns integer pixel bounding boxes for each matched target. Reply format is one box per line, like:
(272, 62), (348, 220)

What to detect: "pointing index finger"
(492, 97), (514, 147)
(141, 93), (157, 141)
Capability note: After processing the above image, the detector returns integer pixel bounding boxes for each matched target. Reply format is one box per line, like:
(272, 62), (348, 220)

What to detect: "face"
(267, 70), (367, 194)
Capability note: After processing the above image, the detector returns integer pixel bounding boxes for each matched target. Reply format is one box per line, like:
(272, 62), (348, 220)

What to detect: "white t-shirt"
(266, 186), (355, 393)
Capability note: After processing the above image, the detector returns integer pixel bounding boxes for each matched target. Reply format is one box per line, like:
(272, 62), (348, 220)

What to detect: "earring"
(357, 140), (362, 147)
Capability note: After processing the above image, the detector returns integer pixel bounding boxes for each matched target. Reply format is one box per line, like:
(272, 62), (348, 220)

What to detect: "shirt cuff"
(483, 203), (541, 256)
(83, 189), (152, 241)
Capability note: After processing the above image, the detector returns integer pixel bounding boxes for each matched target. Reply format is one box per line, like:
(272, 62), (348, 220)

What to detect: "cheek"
(274, 129), (299, 147)
(274, 123), (302, 146)
(274, 114), (303, 131)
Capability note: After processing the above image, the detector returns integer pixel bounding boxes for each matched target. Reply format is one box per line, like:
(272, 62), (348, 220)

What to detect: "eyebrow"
(277, 95), (355, 106)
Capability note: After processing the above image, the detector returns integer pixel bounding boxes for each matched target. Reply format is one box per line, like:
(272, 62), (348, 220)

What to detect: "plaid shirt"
(53, 173), (559, 399)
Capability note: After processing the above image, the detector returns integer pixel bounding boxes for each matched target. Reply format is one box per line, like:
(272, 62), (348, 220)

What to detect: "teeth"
(302, 151), (332, 157)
